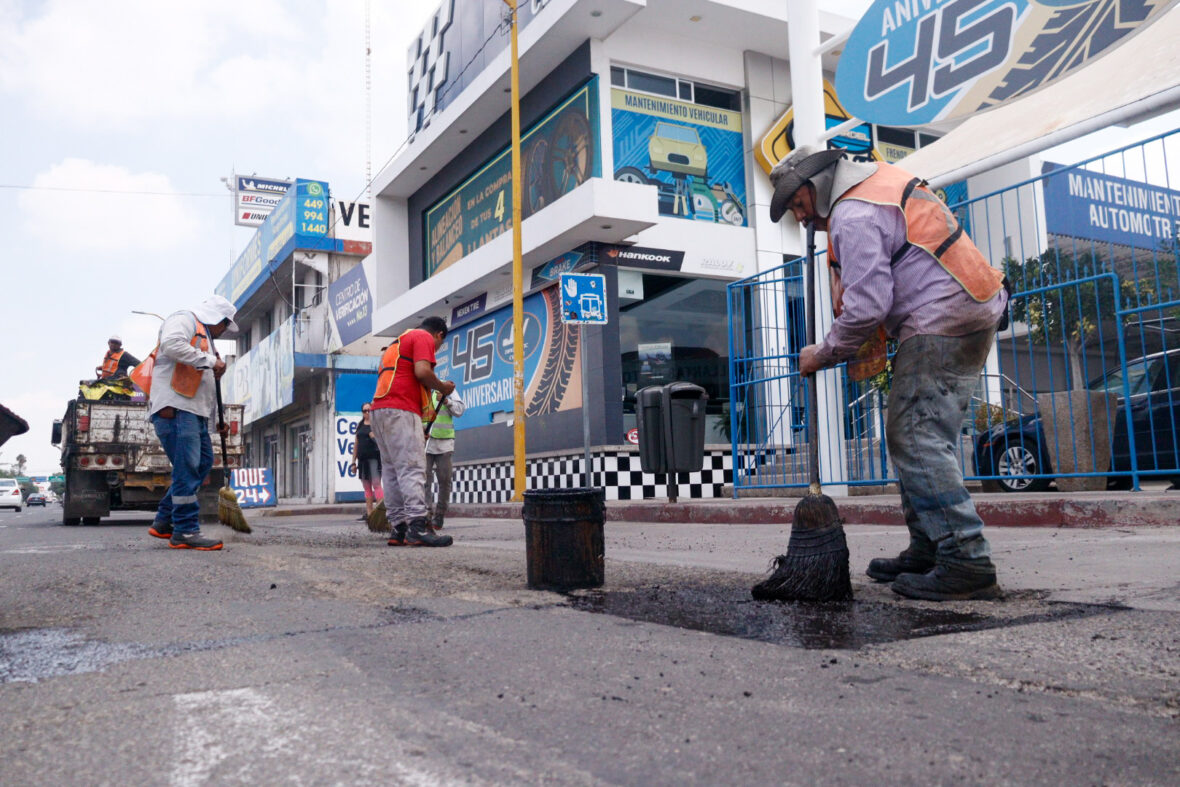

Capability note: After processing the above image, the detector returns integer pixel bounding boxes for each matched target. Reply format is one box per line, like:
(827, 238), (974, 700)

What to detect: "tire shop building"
(369, 0), (946, 501)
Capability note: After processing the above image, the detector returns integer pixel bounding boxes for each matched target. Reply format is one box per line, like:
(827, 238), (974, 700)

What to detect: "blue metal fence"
(729, 129), (1180, 494)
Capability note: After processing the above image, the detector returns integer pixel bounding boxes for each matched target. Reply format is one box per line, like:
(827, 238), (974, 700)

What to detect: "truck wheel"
(82, 516), (101, 525)
(63, 516), (81, 526)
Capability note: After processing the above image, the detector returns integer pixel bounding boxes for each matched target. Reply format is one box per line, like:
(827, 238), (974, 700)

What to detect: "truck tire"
(63, 515), (81, 526)
(82, 516), (101, 525)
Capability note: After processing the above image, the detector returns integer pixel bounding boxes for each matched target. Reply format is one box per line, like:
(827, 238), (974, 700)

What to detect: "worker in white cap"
(96, 333), (141, 380)
(141, 294), (240, 550)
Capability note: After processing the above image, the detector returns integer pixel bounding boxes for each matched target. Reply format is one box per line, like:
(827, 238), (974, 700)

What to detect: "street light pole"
(503, 0), (527, 501)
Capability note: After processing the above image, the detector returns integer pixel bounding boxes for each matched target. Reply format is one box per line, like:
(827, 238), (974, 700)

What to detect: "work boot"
(433, 512), (445, 531)
(891, 563), (1002, 601)
(148, 520), (173, 539)
(865, 549), (935, 582)
(169, 531), (223, 551)
(406, 518), (452, 547)
(387, 521), (408, 547)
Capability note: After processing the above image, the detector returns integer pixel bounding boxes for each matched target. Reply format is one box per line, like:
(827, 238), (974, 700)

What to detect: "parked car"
(975, 349), (1180, 492)
(26, 492), (47, 507)
(0, 478), (22, 511)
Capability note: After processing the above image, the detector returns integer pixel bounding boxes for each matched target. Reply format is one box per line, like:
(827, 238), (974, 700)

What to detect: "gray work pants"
(370, 408), (427, 524)
(885, 328), (995, 570)
(425, 452), (453, 520)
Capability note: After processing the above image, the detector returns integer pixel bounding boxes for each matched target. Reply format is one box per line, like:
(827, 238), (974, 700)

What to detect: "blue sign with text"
(229, 467), (276, 508)
(329, 264), (372, 347)
(1043, 163), (1180, 249)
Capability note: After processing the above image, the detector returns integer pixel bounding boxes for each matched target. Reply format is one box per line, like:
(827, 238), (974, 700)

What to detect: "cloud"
(18, 158), (201, 252)
(0, 0), (301, 128)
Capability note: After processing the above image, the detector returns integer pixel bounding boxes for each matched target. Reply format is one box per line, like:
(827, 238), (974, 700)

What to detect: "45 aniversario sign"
(835, 0), (1175, 127)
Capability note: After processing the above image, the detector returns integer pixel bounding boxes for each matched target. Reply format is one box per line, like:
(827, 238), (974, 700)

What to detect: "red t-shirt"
(372, 329), (436, 415)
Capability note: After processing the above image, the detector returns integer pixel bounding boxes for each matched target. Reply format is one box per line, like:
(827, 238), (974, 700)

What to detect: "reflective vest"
(129, 316), (210, 398)
(373, 330), (432, 414)
(831, 162), (1004, 302)
(100, 349), (125, 379)
(424, 391), (454, 439)
(828, 162), (1003, 381)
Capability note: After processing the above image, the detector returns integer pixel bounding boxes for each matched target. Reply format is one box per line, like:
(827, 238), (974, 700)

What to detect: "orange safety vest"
(100, 349), (125, 379)
(129, 315), (211, 398)
(373, 330), (433, 415)
(828, 162), (1003, 380)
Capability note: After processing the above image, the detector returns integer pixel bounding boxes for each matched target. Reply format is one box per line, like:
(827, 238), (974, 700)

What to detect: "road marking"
(0, 545), (91, 555)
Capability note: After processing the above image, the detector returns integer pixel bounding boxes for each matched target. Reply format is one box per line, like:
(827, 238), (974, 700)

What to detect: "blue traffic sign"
(559, 273), (608, 325)
(229, 467), (276, 508)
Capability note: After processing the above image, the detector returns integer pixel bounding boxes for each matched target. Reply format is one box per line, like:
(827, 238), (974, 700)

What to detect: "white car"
(0, 478), (22, 511)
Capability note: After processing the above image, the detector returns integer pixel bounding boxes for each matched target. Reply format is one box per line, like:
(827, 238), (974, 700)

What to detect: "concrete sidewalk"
(257, 488), (1180, 527)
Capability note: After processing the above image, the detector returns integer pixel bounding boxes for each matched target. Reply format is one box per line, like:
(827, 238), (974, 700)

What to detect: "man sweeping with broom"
(141, 295), (242, 550)
(760, 146), (1007, 601)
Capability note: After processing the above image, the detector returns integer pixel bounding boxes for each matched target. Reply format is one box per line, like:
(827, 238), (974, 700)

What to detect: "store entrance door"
(287, 423), (310, 499)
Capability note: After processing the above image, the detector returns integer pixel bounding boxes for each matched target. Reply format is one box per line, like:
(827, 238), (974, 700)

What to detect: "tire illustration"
(544, 110), (593, 200)
(994, 440), (1051, 493)
(523, 137), (551, 217)
(615, 166), (650, 185)
(719, 199), (744, 225)
(524, 286), (578, 417)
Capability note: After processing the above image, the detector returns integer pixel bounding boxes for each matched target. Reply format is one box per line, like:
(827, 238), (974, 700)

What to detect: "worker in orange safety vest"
(96, 335), (140, 380)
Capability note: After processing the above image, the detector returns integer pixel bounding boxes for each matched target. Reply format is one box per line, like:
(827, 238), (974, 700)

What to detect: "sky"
(1, 0), (1176, 477)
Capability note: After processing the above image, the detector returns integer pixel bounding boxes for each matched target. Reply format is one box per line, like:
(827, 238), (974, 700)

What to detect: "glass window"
(610, 66), (625, 87)
(918, 133), (939, 147)
(620, 274), (731, 442)
(693, 83), (741, 111)
(1093, 359), (1157, 396)
(627, 70), (677, 97)
(875, 126), (915, 147)
(678, 81), (693, 101)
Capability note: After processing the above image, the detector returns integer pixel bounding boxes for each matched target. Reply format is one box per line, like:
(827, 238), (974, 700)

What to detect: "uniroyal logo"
(240, 211), (268, 220)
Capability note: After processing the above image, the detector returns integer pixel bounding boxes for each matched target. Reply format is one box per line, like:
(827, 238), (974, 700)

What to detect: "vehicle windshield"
(654, 122), (700, 144)
(1090, 358), (1160, 396)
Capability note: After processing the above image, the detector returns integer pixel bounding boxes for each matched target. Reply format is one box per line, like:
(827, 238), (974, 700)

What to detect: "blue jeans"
(886, 329), (995, 571)
(152, 411), (213, 535)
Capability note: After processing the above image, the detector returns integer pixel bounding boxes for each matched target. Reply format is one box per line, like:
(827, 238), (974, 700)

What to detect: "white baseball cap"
(109, 334), (122, 343)
(192, 295), (241, 338)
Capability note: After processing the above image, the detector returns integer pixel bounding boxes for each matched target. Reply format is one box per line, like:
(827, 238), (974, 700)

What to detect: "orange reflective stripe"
(834, 162), (1003, 302)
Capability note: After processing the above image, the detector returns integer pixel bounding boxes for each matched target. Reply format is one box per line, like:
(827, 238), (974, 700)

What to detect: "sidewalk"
(257, 489), (1180, 528)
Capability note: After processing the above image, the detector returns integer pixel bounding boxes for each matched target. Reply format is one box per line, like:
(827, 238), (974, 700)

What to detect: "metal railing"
(729, 129), (1180, 495)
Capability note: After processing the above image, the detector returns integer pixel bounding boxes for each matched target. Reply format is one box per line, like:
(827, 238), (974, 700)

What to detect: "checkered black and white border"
(449, 449), (734, 504)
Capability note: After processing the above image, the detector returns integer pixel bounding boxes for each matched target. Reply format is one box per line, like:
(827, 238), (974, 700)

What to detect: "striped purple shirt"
(814, 199), (1007, 366)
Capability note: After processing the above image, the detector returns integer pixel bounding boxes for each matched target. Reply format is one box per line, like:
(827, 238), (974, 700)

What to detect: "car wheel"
(14, 506), (21, 513)
(63, 516), (81, 526)
(994, 440), (1051, 493)
(614, 166), (650, 185)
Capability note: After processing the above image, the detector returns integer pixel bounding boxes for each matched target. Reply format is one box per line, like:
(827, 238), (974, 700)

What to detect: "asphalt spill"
(563, 585), (1119, 650)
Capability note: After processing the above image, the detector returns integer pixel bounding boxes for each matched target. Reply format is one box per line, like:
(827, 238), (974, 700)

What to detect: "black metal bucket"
(523, 487), (605, 590)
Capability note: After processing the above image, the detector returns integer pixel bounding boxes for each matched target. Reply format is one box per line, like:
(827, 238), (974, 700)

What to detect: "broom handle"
(214, 373), (230, 484)
(805, 224), (821, 495)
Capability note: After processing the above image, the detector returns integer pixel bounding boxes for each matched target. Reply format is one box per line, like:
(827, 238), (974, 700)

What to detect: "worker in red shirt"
(370, 316), (456, 547)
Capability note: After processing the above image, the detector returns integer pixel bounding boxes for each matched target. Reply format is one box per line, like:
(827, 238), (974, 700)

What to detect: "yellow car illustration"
(648, 121), (707, 179)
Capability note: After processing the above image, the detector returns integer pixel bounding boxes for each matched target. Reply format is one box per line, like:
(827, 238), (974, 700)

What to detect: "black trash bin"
(635, 385), (666, 474)
(663, 382), (708, 473)
(522, 487), (605, 590)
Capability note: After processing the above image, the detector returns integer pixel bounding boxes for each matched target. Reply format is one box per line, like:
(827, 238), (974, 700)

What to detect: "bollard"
(523, 487), (605, 590)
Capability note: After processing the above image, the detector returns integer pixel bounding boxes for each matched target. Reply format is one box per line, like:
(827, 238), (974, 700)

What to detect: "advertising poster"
(611, 87), (747, 226)
(333, 372), (379, 499)
(433, 285), (581, 429)
(328, 263), (373, 348)
(638, 341), (673, 385)
(1043, 162), (1180, 248)
(425, 78), (601, 276)
(224, 317), (294, 425)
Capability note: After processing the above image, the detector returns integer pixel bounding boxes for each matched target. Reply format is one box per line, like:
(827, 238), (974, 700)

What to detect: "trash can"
(635, 385), (666, 474)
(522, 487), (605, 590)
(663, 382), (708, 473)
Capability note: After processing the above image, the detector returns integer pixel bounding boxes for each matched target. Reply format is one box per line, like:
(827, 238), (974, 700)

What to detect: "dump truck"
(51, 382), (244, 526)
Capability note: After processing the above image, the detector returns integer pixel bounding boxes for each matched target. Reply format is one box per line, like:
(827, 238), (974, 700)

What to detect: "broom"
(751, 224), (851, 602)
(365, 395), (450, 534)
(215, 375), (251, 534)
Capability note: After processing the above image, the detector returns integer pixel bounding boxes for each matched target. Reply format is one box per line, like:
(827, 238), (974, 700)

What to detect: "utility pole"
(503, 0), (527, 501)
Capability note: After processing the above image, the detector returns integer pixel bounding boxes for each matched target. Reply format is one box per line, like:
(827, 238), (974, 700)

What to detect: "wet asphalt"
(1, 505), (1177, 785)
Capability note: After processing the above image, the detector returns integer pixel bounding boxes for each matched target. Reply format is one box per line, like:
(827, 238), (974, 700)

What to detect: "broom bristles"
(366, 500), (391, 532)
(217, 486), (252, 534)
(751, 493), (851, 602)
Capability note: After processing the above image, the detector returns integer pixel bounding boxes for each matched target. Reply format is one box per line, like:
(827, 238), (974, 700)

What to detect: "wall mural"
(433, 285), (581, 430)
(611, 87), (747, 226)
(424, 78), (601, 277)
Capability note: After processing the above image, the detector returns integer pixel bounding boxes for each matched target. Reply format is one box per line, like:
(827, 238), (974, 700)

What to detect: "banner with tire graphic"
(432, 284), (581, 430)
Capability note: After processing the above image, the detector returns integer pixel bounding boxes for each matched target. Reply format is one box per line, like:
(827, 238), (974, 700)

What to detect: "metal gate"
(729, 129), (1180, 494)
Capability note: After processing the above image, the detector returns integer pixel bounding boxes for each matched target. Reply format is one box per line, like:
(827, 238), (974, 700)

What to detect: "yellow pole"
(504, 0), (526, 501)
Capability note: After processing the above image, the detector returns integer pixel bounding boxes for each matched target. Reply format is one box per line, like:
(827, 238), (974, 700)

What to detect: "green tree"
(1004, 249), (1154, 390)
(15, 453), (27, 476)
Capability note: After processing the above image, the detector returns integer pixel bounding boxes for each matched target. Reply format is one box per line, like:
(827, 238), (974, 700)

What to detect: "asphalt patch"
(563, 584), (1122, 650)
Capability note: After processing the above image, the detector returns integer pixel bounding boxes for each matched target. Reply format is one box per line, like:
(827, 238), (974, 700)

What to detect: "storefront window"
(620, 274), (731, 442)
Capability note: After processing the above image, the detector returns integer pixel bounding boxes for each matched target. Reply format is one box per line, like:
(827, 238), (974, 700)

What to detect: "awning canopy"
(898, 5), (1180, 187)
